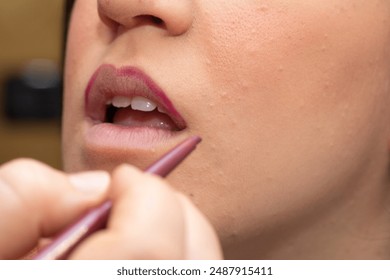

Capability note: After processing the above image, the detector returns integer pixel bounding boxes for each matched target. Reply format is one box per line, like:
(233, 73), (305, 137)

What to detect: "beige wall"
(0, 0), (64, 168)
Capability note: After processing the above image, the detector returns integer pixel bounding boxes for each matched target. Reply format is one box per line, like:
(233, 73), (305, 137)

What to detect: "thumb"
(0, 159), (110, 259)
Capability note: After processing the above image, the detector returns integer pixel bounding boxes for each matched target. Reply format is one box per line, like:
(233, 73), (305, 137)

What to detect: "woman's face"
(63, 0), (390, 258)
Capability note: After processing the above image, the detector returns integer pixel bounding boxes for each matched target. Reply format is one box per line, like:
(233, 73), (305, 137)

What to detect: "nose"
(97, 0), (193, 36)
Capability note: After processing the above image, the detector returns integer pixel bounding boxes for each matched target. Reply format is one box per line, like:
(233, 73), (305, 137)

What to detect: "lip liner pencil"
(33, 136), (202, 260)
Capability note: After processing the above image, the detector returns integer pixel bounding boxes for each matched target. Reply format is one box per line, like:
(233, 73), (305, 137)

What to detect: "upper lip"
(85, 64), (186, 130)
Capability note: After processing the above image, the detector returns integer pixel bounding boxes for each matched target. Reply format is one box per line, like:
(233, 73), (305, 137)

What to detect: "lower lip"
(84, 121), (184, 152)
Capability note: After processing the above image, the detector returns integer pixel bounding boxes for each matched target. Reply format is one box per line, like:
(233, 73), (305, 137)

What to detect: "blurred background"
(0, 0), (64, 169)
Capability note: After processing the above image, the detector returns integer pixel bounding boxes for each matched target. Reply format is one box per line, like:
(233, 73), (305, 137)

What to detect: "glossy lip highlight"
(85, 64), (186, 130)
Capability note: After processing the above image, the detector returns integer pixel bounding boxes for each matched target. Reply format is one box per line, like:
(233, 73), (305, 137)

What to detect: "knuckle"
(1, 158), (46, 172)
(0, 158), (53, 186)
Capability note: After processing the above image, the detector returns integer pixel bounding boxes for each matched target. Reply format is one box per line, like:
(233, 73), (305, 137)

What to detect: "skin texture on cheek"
(187, 1), (390, 255)
(195, 0), (390, 163)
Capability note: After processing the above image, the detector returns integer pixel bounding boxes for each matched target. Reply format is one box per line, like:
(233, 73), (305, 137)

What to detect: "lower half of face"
(63, 0), (390, 257)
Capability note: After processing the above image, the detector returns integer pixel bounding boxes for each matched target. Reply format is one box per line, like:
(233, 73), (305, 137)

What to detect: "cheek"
(198, 1), (390, 145)
(188, 2), (390, 239)
(63, 0), (105, 171)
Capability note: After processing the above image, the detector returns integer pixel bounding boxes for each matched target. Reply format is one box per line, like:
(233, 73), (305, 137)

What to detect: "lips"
(82, 64), (187, 152)
(85, 64), (186, 130)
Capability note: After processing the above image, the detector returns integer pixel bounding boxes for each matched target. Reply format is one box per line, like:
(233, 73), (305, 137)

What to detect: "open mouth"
(85, 64), (186, 132)
(104, 95), (181, 130)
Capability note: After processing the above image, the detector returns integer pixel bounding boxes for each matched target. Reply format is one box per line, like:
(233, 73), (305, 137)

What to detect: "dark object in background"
(4, 59), (62, 120)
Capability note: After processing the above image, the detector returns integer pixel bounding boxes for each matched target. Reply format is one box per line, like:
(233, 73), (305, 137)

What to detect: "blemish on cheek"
(259, 5), (269, 13)
(323, 82), (331, 91)
(220, 91), (228, 98)
(210, 143), (217, 152)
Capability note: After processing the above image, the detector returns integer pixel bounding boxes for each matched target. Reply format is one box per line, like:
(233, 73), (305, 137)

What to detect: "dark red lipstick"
(85, 64), (186, 130)
(83, 64), (187, 153)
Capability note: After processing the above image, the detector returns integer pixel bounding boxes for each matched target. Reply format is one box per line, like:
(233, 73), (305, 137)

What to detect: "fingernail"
(68, 171), (110, 195)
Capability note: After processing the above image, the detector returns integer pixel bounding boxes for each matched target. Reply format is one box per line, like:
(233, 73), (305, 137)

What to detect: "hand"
(69, 164), (223, 260)
(0, 160), (222, 259)
(0, 159), (109, 260)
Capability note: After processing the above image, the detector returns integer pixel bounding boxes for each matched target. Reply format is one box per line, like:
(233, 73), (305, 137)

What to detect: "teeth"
(112, 96), (132, 108)
(131, 96), (157, 112)
(157, 106), (166, 114)
(108, 96), (160, 113)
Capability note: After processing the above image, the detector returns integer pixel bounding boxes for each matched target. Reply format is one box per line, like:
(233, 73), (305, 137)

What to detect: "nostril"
(97, 0), (192, 36)
(151, 16), (163, 25)
(134, 15), (165, 27)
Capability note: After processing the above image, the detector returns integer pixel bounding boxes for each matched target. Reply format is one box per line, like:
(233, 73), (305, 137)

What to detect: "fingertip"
(112, 164), (142, 177)
(68, 171), (110, 197)
(109, 164), (146, 195)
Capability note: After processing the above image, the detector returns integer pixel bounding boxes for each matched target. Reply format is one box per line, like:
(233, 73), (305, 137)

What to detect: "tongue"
(113, 108), (178, 131)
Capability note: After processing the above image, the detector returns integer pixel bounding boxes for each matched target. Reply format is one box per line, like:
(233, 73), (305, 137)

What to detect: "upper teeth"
(111, 96), (132, 108)
(131, 96), (157, 112)
(108, 96), (159, 112)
